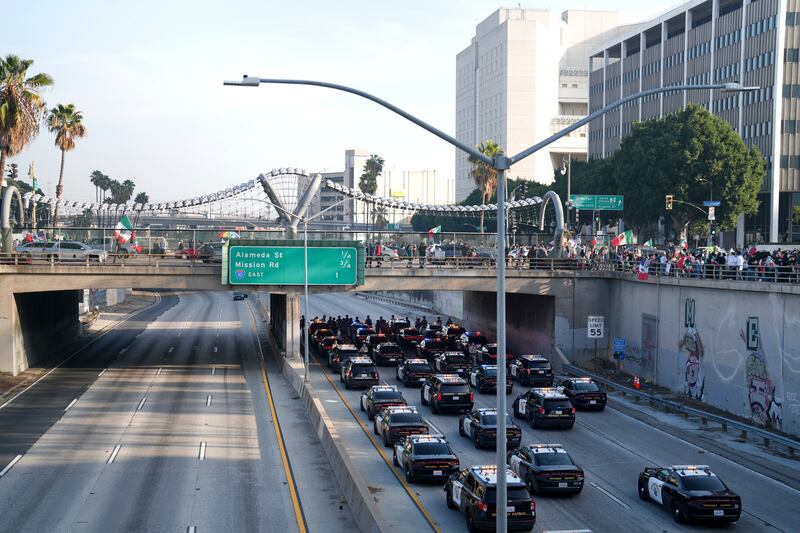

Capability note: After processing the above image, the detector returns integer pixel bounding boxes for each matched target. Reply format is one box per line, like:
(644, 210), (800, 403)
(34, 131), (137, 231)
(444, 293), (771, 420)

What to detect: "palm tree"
(0, 55), (54, 189)
(468, 140), (504, 233)
(134, 191), (148, 204)
(121, 179), (135, 202)
(359, 154), (385, 237)
(47, 103), (86, 224)
(89, 170), (104, 203)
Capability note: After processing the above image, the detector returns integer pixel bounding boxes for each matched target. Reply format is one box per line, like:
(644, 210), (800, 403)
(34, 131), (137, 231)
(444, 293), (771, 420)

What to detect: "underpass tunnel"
(265, 292), (300, 358)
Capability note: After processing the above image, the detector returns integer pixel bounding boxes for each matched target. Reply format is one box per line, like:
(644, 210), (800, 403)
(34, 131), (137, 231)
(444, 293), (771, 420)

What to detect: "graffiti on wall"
(679, 299), (705, 400)
(741, 317), (782, 429)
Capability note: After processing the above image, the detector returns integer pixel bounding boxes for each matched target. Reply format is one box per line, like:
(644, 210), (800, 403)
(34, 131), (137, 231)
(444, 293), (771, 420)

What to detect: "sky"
(6, 0), (678, 202)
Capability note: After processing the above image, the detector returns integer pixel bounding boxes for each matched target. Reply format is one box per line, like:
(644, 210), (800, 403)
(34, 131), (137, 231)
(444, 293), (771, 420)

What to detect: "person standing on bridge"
(300, 315), (305, 332)
(418, 241), (426, 269)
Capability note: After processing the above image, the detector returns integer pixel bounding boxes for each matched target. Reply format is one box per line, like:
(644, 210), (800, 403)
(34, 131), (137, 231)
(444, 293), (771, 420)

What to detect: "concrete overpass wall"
(371, 290), (464, 319)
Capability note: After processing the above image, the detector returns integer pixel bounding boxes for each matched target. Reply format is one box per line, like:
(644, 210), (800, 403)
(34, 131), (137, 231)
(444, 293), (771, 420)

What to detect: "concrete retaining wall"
(372, 290), (463, 319)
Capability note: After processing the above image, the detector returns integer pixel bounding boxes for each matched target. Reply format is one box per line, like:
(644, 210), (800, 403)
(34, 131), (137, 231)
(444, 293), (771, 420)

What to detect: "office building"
(589, 0), (800, 243)
(318, 149), (368, 226)
(455, 7), (621, 201)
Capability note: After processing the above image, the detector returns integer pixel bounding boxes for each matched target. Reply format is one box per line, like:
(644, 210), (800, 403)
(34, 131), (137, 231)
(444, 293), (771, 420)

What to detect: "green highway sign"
(228, 246), (357, 285)
(569, 194), (624, 211)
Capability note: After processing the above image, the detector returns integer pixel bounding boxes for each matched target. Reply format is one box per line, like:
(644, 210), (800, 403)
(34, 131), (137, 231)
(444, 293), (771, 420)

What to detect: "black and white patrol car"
(638, 465), (741, 523)
(444, 466), (536, 532)
(360, 385), (407, 420)
(393, 434), (459, 483)
(417, 338), (447, 361)
(458, 331), (489, 357)
(558, 377), (607, 410)
(421, 374), (473, 414)
(512, 388), (575, 428)
(458, 408), (522, 449)
(509, 355), (553, 386)
(469, 364), (512, 394)
(433, 351), (472, 378)
(396, 358), (434, 387)
(507, 444), (584, 495)
(340, 357), (379, 389)
(373, 405), (430, 446)
(370, 342), (403, 366)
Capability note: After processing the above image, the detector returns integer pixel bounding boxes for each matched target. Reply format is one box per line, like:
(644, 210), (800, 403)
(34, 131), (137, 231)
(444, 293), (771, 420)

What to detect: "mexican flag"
(680, 239), (688, 249)
(611, 230), (634, 247)
(644, 239), (653, 247)
(427, 225), (441, 236)
(115, 215), (134, 243)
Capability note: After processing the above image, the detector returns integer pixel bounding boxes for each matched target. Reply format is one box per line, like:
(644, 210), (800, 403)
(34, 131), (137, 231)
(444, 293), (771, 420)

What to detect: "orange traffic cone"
(633, 375), (641, 389)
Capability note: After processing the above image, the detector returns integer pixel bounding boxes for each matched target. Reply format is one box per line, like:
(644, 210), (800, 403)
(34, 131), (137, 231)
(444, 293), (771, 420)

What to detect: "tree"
(6, 162), (18, 181)
(0, 55), (54, 189)
(47, 103), (86, 224)
(358, 154), (384, 195)
(468, 140), (503, 233)
(134, 191), (149, 204)
(612, 104), (764, 240)
(89, 170), (105, 203)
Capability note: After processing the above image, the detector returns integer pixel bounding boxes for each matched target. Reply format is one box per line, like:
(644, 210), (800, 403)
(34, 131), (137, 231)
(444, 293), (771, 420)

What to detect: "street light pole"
(225, 76), (758, 533)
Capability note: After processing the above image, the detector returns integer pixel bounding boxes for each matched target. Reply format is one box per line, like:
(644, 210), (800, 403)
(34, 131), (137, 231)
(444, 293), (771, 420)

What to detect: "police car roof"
(434, 374), (467, 383)
(519, 354), (547, 361)
(337, 344), (358, 350)
(378, 341), (399, 346)
(479, 364), (498, 370)
(529, 444), (567, 453)
(464, 331), (483, 336)
(672, 465), (714, 476)
(350, 357), (374, 363)
(443, 351), (465, 356)
(405, 358), (429, 364)
(470, 466), (524, 486)
(407, 434), (446, 444)
(531, 387), (568, 398)
(477, 408), (498, 415)
(567, 377), (594, 383)
(371, 385), (398, 392)
(384, 406), (418, 414)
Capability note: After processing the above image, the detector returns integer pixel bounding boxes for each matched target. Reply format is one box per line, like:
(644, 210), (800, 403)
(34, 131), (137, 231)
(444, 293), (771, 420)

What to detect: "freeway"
(304, 293), (799, 533)
(0, 290), (354, 533)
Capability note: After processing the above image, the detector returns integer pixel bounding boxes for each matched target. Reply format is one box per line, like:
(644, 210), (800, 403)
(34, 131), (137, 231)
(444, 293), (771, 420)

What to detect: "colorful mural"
(741, 317), (782, 429)
(679, 299), (704, 400)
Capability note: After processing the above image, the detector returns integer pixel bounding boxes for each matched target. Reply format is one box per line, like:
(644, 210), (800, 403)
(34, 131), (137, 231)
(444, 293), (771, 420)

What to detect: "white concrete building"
(455, 7), (622, 201)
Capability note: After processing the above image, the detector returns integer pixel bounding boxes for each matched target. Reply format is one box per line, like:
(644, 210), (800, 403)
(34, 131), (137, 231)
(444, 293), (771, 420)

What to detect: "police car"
(458, 408), (522, 449)
(396, 358), (434, 387)
(558, 377), (607, 410)
(393, 434), (459, 483)
(638, 465), (741, 523)
(512, 388), (575, 428)
(458, 331), (489, 357)
(507, 444), (584, 494)
(373, 406), (430, 446)
(469, 364), (512, 394)
(444, 466), (535, 532)
(421, 374), (473, 414)
(433, 351), (472, 377)
(509, 355), (553, 386)
(359, 385), (406, 420)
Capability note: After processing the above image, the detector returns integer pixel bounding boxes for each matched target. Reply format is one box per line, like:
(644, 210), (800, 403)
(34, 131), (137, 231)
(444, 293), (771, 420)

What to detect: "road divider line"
(107, 444), (122, 465)
(156, 368), (163, 376)
(187, 526), (196, 533)
(246, 303), (308, 533)
(64, 398), (78, 412)
(206, 394), (212, 407)
(312, 352), (441, 532)
(0, 455), (22, 477)
(211, 366), (216, 375)
(198, 442), (207, 461)
(590, 481), (630, 509)
(98, 369), (107, 377)
(0, 291), (162, 411)
(137, 397), (147, 411)
(168, 346), (174, 354)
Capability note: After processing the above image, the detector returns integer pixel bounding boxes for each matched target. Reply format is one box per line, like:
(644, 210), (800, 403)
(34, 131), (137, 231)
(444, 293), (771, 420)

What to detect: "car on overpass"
(445, 465), (536, 532)
(458, 408), (521, 450)
(43, 241), (108, 263)
(13, 241), (51, 261)
(395, 359), (434, 387)
(638, 465), (741, 524)
(359, 385), (407, 420)
(198, 242), (223, 263)
(393, 434), (459, 483)
(558, 377), (607, 411)
(508, 444), (584, 495)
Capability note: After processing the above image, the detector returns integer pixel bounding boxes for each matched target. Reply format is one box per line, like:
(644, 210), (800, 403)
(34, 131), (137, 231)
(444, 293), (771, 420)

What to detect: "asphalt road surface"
(303, 293), (800, 533)
(0, 290), (354, 533)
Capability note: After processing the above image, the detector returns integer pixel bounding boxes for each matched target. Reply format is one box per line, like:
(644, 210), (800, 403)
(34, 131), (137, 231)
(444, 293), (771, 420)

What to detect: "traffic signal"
(665, 194), (673, 210)
(520, 181), (527, 198)
(710, 224), (717, 236)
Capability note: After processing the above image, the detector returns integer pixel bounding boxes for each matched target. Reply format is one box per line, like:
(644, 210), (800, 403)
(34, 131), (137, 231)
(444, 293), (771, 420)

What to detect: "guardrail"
(563, 364), (799, 456)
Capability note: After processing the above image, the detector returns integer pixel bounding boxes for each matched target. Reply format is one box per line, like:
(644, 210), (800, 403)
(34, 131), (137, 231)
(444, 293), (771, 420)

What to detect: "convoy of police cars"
(306, 317), (742, 530)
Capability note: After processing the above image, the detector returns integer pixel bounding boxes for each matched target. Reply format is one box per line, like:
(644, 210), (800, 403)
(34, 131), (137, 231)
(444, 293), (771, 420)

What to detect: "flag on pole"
(427, 225), (441, 236)
(611, 230), (634, 247)
(680, 239), (688, 249)
(114, 215), (134, 243)
(644, 239), (653, 247)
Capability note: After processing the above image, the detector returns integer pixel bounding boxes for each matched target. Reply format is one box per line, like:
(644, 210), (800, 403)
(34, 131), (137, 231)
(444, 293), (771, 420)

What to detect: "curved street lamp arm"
(225, 76), (494, 166)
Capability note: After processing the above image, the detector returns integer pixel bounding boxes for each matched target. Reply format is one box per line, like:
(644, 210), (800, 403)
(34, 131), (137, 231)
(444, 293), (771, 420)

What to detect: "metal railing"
(563, 364), (799, 456)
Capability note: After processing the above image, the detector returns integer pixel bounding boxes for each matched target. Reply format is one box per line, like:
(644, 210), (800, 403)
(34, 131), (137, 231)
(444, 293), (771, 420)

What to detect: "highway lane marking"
(107, 444), (122, 464)
(206, 394), (212, 407)
(309, 351), (441, 532)
(0, 291), (162, 412)
(168, 346), (174, 354)
(187, 527), (197, 533)
(137, 397), (147, 411)
(198, 442), (207, 461)
(98, 369), (107, 377)
(156, 368), (163, 375)
(246, 303), (308, 533)
(119, 348), (127, 355)
(64, 398), (78, 412)
(589, 481), (630, 509)
(0, 454), (22, 478)
(213, 346), (218, 353)
(211, 366), (216, 375)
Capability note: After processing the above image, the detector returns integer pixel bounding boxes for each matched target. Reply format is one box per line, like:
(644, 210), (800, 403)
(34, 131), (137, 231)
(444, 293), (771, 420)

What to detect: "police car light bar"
(531, 443), (563, 448)
(672, 465), (711, 471)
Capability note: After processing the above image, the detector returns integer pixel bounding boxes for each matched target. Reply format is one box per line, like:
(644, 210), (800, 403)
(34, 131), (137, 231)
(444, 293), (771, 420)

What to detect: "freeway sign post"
(569, 195), (624, 210)
(228, 246), (357, 285)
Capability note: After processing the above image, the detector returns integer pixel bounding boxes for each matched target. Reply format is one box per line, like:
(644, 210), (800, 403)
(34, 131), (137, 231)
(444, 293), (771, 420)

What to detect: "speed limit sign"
(587, 316), (604, 338)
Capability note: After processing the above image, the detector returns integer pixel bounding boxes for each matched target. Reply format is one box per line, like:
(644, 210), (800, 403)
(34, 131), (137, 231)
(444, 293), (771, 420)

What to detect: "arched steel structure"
(1, 186), (25, 251)
(538, 191), (565, 257)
